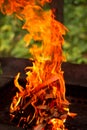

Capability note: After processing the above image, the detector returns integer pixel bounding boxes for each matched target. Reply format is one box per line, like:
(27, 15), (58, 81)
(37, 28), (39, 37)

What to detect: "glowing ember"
(0, 0), (71, 129)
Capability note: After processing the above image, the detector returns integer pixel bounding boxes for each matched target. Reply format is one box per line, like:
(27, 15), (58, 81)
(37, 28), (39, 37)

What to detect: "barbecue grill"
(0, 57), (87, 130)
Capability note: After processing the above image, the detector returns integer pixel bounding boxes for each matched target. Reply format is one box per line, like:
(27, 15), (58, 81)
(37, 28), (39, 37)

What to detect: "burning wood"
(0, 0), (72, 129)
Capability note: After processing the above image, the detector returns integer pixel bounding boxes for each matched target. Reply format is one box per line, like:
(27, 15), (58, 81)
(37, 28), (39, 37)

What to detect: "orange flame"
(49, 118), (65, 130)
(0, 0), (71, 129)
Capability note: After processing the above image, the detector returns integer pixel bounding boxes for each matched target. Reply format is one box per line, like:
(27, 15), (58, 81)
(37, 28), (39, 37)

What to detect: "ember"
(0, 0), (71, 129)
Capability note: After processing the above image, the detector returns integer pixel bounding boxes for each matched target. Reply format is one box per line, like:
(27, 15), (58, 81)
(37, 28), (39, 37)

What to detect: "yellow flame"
(0, 0), (71, 129)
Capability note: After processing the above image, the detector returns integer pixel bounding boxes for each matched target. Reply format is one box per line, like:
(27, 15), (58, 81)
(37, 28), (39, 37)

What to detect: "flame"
(0, 0), (71, 129)
(49, 118), (65, 130)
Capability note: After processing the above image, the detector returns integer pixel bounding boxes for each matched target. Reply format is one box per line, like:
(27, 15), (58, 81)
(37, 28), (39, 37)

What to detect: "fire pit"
(0, 57), (87, 130)
(0, 0), (87, 129)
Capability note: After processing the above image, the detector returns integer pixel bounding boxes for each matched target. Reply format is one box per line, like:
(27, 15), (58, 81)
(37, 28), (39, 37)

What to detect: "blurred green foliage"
(0, 13), (29, 58)
(0, 0), (87, 64)
(63, 0), (87, 64)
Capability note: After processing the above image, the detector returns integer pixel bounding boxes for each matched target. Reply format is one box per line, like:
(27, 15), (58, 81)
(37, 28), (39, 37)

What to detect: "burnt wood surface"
(0, 57), (87, 130)
(0, 57), (87, 88)
(0, 124), (23, 130)
(62, 62), (87, 88)
(0, 79), (87, 130)
(0, 57), (32, 89)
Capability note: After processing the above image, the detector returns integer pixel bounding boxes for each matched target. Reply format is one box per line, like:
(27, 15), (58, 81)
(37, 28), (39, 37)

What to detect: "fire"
(0, 0), (71, 129)
(48, 118), (65, 130)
